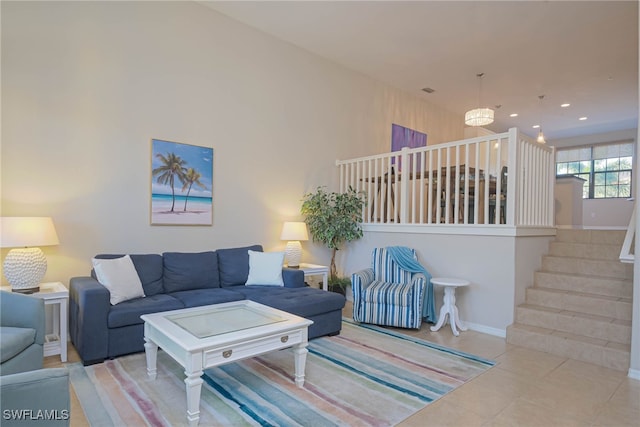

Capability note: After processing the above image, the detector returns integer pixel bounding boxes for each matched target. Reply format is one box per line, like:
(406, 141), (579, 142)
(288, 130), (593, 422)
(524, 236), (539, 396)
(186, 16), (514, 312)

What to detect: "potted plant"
(327, 276), (351, 295)
(301, 186), (366, 294)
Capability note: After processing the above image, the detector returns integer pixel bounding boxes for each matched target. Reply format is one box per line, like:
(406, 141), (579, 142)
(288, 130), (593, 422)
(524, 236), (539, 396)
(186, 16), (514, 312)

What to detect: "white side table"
(1, 282), (69, 362)
(297, 263), (329, 291)
(429, 277), (470, 337)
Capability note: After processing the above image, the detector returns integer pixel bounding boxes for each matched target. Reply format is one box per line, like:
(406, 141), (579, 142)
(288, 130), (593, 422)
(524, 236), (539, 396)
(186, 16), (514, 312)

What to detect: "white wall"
(0, 1), (463, 285)
(583, 199), (634, 229)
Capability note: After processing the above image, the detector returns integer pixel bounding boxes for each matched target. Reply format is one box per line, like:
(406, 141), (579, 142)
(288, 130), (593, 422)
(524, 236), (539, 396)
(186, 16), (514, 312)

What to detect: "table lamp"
(1, 217), (60, 293)
(280, 221), (308, 268)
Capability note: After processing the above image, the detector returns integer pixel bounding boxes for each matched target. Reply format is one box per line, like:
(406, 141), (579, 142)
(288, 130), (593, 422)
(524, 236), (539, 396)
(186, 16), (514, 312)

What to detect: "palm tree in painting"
(152, 152), (187, 212)
(181, 168), (207, 211)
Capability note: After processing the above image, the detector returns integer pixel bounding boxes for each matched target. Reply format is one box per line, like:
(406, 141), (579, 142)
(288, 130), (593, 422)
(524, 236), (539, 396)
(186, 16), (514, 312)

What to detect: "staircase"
(506, 229), (633, 371)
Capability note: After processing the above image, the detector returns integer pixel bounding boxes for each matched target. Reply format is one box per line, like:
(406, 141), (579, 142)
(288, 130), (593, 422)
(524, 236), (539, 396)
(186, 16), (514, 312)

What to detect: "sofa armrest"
(69, 277), (110, 365)
(0, 368), (70, 426)
(0, 292), (45, 346)
(282, 268), (305, 288)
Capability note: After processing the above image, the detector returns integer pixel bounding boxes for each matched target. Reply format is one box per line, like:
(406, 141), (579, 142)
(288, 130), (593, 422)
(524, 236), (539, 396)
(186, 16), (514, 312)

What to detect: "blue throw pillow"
(217, 245), (263, 287)
(163, 251), (219, 293)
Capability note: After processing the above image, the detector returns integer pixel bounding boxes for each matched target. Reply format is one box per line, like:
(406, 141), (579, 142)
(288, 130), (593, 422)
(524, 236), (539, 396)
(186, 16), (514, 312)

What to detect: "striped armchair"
(351, 247), (427, 329)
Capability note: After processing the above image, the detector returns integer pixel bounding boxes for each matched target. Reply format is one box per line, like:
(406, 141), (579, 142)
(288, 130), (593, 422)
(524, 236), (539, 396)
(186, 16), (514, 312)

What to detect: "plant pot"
(328, 284), (346, 296)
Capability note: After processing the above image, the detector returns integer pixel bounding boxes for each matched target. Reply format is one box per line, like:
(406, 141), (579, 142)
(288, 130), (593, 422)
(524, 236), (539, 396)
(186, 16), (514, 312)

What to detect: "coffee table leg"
(293, 343), (308, 387)
(185, 370), (204, 426)
(144, 338), (158, 380)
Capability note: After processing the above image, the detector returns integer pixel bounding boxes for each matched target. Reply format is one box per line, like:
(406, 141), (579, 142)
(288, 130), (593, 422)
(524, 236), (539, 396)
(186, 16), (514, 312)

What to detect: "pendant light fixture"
(465, 73), (494, 127)
(536, 95), (546, 144)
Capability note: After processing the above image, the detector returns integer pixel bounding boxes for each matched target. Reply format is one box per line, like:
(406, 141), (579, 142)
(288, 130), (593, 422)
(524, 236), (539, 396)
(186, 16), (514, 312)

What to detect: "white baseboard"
(465, 321), (506, 338)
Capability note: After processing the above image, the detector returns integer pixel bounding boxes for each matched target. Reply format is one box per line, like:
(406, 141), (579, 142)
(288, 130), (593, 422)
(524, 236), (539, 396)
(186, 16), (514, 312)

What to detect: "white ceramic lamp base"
(3, 247), (47, 293)
(284, 241), (302, 268)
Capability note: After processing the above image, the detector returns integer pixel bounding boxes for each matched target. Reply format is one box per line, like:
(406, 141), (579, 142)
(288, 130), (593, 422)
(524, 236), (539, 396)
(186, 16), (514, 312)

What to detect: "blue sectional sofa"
(69, 245), (346, 365)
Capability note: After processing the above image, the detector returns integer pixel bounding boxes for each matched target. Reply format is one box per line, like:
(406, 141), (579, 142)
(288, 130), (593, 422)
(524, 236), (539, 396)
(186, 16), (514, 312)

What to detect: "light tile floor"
(49, 301), (639, 426)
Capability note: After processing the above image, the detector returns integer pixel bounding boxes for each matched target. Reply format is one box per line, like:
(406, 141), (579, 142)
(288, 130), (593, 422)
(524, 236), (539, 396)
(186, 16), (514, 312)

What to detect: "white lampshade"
(1, 217), (59, 293)
(280, 222), (309, 241)
(280, 222), (308, 268)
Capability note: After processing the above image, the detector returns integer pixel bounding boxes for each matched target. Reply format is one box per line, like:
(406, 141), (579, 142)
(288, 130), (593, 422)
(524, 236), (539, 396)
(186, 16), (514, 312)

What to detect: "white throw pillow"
(245, 250), (285, 286)
(92, 255), (145, 305)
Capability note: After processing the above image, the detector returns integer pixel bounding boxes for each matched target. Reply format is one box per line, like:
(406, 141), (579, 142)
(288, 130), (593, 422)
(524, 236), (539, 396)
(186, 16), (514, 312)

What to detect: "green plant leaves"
(301, 186), (366, 250)
(301, 186), (366, 279)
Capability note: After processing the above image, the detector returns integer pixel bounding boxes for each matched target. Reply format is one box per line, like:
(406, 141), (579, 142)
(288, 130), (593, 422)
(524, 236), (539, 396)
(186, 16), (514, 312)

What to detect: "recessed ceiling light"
(510, 113), (518, 117)
(561, 103), (570, 108)
(532, 125), (540, 129)
(579, 117), (588, 121)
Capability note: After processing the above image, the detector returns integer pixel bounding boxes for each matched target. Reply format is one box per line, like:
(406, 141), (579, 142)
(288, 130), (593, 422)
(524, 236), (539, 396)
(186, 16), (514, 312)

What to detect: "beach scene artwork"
(151, 139), (213, 226)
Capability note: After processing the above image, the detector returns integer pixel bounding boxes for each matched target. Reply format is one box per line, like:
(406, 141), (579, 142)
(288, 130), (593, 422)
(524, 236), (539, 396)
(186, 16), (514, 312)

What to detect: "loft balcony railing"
(336, 128), (556, 228)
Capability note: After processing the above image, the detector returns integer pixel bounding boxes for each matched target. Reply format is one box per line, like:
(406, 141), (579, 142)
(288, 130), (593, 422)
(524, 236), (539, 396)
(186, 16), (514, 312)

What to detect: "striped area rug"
(69, 321), (494, 426)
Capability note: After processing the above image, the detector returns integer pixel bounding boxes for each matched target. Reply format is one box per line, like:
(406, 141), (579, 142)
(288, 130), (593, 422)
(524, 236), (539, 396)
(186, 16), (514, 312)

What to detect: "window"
(556, 142), (633, 199)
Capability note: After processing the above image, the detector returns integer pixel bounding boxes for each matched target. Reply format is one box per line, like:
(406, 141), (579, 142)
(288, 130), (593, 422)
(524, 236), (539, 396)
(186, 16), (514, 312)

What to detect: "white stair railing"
(620, 203), (635, 263)
(336, 127), (555, 228)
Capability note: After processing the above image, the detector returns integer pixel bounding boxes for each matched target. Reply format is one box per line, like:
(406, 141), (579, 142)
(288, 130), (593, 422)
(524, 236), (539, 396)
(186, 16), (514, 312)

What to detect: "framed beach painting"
(151, 139), (213, 226)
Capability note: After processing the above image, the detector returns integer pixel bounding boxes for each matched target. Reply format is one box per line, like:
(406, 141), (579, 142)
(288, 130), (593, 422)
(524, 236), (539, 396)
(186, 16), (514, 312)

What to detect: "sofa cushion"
(245, 251), (285, 286)
(92, 255), (146, 305)
(217, 245), (263, 287)
(163, 252), (219, 293)
(0, 327), (36, 364)
(94, 254), (164, 296)
(107, 294), (184, 328)
(231, 286), (346, 318)
(168, 288), (245, 308)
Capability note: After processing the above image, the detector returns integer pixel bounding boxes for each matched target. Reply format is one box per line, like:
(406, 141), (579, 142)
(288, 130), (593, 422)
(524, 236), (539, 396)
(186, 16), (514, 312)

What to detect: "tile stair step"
(507, 323), (631, 371)
(506, 323), (630, 371)
(555, 229), (627, 245)
(548, 241), (623, 261)
(525, 286), (632, 321)
(515, 303), (631, 345)
(534, 271), (632, 299)
(541, 255), (633, 280)
(511, 228), (633, 372)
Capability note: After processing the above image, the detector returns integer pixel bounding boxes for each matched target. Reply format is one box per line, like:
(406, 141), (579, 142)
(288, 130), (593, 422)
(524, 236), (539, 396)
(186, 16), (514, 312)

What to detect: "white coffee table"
(141, 300), (313, 426)
(429, 277), (470, 337)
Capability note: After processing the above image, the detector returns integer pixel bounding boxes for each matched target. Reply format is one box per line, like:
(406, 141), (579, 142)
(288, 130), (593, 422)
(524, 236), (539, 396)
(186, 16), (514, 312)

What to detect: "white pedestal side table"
(1, 281), (68, 361)
(429, 277), (470, 337)
(298, 263), (329, 291)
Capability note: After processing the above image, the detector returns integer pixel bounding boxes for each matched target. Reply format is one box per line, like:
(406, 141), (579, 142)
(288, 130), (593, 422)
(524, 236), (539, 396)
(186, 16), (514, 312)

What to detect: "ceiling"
(203, 1), (638, 142)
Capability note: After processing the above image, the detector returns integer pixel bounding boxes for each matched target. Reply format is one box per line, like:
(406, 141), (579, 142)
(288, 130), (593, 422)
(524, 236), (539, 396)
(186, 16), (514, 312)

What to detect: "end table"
(297, 263), (329, 291)
(429, 277), (470, 337)
(1, 282), (69, 362)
